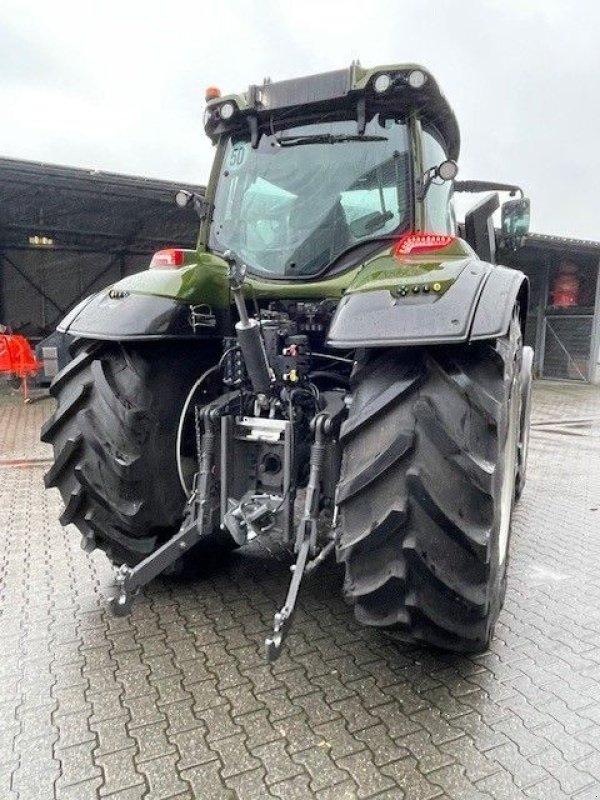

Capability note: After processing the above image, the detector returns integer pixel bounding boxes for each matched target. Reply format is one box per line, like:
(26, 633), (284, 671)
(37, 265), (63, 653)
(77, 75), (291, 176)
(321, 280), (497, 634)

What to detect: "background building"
(503, 234), (600, 384)
(0, 157), (201, 339)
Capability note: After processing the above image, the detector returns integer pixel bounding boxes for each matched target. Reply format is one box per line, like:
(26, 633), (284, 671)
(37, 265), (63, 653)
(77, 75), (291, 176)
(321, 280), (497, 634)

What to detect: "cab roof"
(205, 63), (460, 160)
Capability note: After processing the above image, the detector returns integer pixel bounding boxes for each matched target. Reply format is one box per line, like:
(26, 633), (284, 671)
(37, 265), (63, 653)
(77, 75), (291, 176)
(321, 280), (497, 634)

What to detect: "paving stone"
(331, 696), (381, 733)
(187, 677), (227, 711)
(85, 666), (120, 694)
(315, 780), (360, 800)
(492, 717), (549, 757)
(441, 736), (499, 782)
(382, 682), (430, 715)
(412, 709), (466, 746)
(117, 667), (153, 701)
(525, 775), (583, 800)
(237, 708), (285, 749)
(313, 672), (357, 705)
(460, 691), (514, 725)
(398, 730), (456, 774)
(0, 726), (18, 763)
(161, 698), (201, 735)
(448, 713), (509, 752)
(270, 773), (313, 799)
(152, 676), (191, 706)
(198, 704), (243, 741)
(253, 739), (305, 785)
(52, 685), (90, 718)
(485, 743), (549, 789)
(260, 688), (303, 723)
(428, 764), (495, 800)
(372, 703), (423, 739)
(295, 691), (343, 727)
(293, 745), (350, 791)
(98, 787), (147, 800)
(226, 766), (271, 799)
(92, 715), (134, 756)
(55, 777), (104, 800)
(277, 713), (325, 754)
(223, 681), (265, 715)
(475, 771), (524, 800)
(96, 746), (145, 796)
(12, 746), (61, 799)
(573, 783), (600, 800)
(567, 750), (600, 783)
(380, 756), (445, 799)
(123, 694), (166, 729)
(423, 687), (476, 721)
(275, 668), (318, 700)
(54, 738), (101, 789)
(354, 724), (410, 767)
(338, 749), (396, 797)
(170, 727), (218, 770)
(131, 721), (175, 763)
(139, 752), (191, 799)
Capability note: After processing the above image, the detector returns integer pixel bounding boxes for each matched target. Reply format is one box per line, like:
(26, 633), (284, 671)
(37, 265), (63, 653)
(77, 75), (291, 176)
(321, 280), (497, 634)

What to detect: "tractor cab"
(192, 64), (528, 277)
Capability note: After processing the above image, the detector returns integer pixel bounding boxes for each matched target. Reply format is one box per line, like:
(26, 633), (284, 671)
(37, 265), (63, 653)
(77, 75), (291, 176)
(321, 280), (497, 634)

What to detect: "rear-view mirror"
(501, 197), (530, 241)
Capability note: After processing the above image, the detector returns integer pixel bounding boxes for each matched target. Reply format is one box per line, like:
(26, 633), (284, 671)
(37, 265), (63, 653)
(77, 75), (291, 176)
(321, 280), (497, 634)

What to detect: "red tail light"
(150, 249), (185, 269)
(395, 233), (456, 257)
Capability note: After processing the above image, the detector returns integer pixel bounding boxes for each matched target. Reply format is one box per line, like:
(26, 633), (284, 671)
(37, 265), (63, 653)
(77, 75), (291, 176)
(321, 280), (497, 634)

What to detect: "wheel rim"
(519, 380), (532, 479)
(498, 372), (520, 565)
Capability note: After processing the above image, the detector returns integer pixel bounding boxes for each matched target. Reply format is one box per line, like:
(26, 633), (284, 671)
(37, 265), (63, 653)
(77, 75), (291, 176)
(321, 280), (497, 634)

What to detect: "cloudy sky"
(0, 0), (598, 240)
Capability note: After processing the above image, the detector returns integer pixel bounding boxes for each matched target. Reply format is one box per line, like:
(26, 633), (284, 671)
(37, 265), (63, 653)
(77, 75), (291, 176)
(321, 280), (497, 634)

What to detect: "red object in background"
(0, 334), (41, 378)
(551, 262), (580, 307)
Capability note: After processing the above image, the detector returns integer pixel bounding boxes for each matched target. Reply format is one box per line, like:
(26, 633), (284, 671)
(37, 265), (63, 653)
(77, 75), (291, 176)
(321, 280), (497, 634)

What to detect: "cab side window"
(422, 128), (456, 234)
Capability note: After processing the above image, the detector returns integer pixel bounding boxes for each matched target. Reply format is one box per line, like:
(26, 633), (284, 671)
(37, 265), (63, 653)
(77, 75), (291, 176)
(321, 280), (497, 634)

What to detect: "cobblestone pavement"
(1, 382), (600, 800)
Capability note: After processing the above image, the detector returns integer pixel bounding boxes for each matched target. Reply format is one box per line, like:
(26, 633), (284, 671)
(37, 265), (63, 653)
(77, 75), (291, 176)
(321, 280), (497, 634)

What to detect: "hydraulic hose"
(175, 347), (237, 498)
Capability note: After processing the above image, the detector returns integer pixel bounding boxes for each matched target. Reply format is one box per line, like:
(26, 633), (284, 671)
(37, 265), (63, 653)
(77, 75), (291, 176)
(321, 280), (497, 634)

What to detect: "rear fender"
(469, 265), (529, 341)
(326, 262), (528, 349)
(58, 289), (228, 341)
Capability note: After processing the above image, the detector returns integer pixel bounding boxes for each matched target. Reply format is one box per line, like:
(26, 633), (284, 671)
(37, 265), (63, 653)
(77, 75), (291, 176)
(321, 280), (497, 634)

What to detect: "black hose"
(309, 370), (350, 386)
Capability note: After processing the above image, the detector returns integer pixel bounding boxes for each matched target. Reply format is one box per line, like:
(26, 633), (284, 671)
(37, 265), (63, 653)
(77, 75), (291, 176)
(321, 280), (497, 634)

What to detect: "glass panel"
(422, 128), (455, 234)
(209, 115), (410, 277)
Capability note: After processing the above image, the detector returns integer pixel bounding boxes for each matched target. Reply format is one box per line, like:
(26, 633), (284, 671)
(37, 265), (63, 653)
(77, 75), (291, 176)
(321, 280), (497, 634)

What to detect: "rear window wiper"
(276, 133), (388, 147)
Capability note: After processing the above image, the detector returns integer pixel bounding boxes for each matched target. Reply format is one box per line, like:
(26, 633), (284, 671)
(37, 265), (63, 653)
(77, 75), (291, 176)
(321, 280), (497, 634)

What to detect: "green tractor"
(42, 63), (533, 658)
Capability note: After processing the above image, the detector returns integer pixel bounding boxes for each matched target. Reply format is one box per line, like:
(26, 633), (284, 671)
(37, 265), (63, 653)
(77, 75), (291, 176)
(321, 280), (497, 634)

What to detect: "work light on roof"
(373, 73), (392, 93)
(407, 69), (427, 89)
(219, 101), (235, 120)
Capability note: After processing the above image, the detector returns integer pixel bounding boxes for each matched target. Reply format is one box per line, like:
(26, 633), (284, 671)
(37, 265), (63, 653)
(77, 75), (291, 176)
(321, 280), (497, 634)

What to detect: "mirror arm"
(454, 180), (523, 198)
(175, 189), (211, 222)
(416, 168), (436, 203)
(192, 194), (211, 221)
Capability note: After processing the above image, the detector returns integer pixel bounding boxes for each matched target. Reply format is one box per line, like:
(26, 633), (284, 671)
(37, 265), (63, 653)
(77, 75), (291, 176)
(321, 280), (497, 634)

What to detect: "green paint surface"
(109, 240), (474, 308)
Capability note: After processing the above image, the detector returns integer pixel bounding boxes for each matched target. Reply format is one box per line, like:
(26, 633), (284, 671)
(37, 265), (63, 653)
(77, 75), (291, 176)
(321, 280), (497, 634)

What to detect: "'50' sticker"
(228, 144), (247, 171)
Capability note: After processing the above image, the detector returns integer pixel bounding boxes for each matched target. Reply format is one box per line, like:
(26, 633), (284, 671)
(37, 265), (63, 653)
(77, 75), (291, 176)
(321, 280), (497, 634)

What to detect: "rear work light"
(395, 233), (456, 257)
(150, 248), (186, 269)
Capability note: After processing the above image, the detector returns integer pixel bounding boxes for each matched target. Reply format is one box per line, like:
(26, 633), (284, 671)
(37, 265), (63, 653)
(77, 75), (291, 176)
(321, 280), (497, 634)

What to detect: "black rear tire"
(41, 340), (219, 566)
(337, 315), (523, 653)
